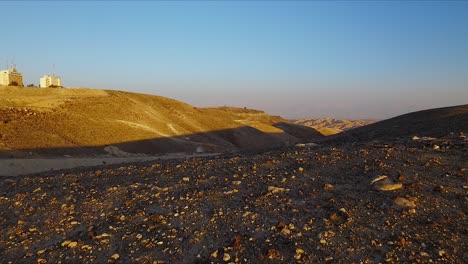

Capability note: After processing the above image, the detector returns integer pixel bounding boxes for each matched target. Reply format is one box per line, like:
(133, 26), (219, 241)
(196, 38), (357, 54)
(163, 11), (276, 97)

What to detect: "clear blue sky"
(1, 1), (467, 119)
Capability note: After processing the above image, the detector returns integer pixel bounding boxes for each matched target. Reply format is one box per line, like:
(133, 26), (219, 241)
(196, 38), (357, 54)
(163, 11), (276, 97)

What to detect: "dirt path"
(0, 153), (219, 177)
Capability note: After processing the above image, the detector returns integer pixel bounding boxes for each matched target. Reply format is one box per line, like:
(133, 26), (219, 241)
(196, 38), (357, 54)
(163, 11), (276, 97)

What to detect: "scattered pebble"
(371, 175), (403, 191)
(268, 186), (288, 194)
(394, 197), (416, 208)
(67, 241), (78, 248)
(223, 253), (231, 262)
(0, 133), (464, 262)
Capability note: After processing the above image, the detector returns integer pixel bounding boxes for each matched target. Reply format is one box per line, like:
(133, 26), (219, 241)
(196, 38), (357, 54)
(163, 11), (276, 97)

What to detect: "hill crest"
(0, 86), (323, 157)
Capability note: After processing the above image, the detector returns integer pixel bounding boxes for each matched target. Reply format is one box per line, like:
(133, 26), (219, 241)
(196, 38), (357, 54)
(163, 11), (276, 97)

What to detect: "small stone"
(37, 249), (46, 255)
(223, 253), (231, 262)
(280, 228), (291, 236)
(111, 254), (120, 260)
(224, 189), (239, 195)
(68, 241), (78, 248)
(320, 239), (327, 245)
(136, 234), (143, 240)
(420, 252), (430, 257)
(81, 245), (92, 250)
(371, 175), (403, 191)
(296, 248), (305, 254)
(95, 233), (112, 239)
(433, 145), (440, 150)
(61, 240), (71, 247)
(182, 177), (190, 182)
(377, 183), (403, 191)
(268, 186), (288, 194)
(394, 197), (416, 208)
(324, 184), (334, 191)
(412, 136), (420, 140)
(211, 250), (218, 259)
(298, 167), (304, 173)
(371, 175), (388, 184)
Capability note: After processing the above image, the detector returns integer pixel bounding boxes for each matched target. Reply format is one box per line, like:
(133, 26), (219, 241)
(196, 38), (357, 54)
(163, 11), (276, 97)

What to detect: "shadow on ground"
(0, 122), (324, 158)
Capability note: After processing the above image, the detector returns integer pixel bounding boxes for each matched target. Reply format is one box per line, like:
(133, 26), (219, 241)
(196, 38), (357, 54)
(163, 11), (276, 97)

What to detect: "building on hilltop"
(40, 75), (62, 88)
(0, 68), (24, 86)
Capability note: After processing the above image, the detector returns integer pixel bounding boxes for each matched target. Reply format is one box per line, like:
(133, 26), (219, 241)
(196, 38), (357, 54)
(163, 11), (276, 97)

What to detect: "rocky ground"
(0, 133), (466, 263)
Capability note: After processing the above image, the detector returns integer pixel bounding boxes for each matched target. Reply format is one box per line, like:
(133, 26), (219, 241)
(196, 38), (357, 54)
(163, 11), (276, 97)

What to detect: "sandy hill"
(0, 86), (323, 157)
(325, 104), (468, 143)
(294, 118), (374, 135)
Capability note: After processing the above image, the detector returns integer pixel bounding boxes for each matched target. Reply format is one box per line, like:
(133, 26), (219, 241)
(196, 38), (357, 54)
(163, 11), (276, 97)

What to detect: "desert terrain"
(0, 87), (466, 263)
(0, 86), (323, 158)
(0, 86), (323, 176)
(294, 118), (375, 136)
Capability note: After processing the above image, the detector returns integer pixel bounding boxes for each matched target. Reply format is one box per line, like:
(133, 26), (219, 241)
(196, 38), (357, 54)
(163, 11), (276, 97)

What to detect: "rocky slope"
(294, 118), (374, 136)
(325, 104), (468, 143)
(0, 132), (466, 263)
(0, 86), (323, 157)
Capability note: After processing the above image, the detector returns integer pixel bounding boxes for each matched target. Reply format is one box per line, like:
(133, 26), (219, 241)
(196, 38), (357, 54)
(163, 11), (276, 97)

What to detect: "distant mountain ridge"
(293, 118), (375, 135)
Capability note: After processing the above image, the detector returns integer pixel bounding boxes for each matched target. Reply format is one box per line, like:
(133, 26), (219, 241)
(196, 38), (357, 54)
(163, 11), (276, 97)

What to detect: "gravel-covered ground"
(0, 134), (466, 263)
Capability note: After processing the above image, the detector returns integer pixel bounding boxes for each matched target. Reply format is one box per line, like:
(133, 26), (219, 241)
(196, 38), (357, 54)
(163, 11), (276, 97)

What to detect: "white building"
(0, 68), (23, 86)
(40, 75), (62, 88)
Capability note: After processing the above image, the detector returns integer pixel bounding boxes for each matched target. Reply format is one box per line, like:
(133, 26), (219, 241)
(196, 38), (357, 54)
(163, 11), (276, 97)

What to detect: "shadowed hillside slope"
(0, 86), (323, 157)
(325, 104), (468, 143)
